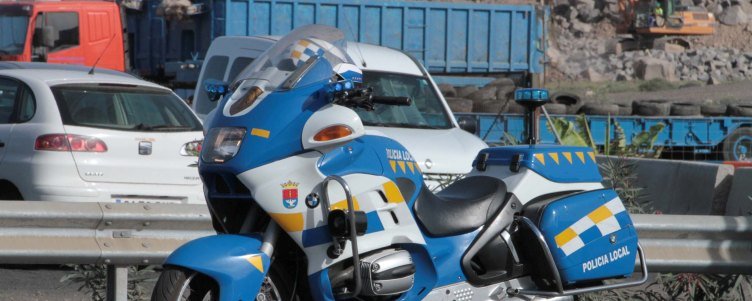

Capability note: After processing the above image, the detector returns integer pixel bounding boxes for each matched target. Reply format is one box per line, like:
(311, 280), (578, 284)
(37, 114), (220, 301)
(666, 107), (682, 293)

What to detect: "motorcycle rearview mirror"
(204, 79), (229, 102)
(456, 115), (478, 134)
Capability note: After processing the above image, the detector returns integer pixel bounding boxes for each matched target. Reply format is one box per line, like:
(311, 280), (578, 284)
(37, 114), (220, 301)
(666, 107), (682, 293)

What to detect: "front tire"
(151, 267), (217, 301)
(151, 264), (298, 301)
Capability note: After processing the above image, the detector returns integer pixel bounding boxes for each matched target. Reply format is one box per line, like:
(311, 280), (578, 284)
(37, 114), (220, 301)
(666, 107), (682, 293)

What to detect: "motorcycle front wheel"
(151, 264), (297, 301)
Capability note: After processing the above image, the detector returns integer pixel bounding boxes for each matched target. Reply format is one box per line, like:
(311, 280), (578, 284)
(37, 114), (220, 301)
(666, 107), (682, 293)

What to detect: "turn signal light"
(229, 86), (263, 115)
(313, 125), (353, 142)
(35, 134), (108, 152)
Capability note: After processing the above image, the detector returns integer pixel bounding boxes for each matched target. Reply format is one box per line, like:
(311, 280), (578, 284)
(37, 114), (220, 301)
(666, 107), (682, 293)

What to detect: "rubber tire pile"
(441, 81), (752, 117)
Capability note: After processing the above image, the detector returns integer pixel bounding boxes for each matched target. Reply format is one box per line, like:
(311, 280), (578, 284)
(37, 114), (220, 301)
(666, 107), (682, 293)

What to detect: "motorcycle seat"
(414, 176), (507, 237)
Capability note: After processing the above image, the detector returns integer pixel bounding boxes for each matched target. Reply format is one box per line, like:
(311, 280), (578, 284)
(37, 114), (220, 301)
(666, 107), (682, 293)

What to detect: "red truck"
(0, 0), (126, 71)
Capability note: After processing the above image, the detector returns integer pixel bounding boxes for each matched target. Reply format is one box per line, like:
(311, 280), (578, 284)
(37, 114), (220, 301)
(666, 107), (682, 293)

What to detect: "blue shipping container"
(125, 0), (546, 78)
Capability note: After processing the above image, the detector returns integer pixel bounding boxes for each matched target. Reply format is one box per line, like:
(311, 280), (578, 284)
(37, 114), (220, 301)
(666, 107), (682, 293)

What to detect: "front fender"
(165, 234), (270, 301)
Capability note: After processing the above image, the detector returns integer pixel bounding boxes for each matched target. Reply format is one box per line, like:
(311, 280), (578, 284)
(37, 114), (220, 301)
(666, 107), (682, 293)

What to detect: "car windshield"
(356, 71), (453, 129)
(51, 84), (202, 132)
(231, 25), (352, 94)
(0, 6), (31, 55)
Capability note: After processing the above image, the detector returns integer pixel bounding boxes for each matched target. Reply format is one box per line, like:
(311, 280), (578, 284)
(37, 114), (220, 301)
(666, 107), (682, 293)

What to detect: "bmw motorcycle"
(151, 25), (648, 301)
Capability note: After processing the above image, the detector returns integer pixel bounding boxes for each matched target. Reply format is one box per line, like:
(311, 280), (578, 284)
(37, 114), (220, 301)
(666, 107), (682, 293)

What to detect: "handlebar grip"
(371, 96), (412, 106)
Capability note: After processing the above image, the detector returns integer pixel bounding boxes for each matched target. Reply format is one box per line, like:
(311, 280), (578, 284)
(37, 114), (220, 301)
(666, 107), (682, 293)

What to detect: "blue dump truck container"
(124, 0), (546, 84)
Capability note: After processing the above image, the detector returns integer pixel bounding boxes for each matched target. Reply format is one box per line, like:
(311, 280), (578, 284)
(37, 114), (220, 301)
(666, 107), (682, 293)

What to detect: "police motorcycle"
(151, 24), (648, 301)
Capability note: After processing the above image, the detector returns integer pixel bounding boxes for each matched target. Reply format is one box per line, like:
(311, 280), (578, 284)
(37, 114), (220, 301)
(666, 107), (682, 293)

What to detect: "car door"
(0, 78), (20, 162)
(0, 76), (35, 163)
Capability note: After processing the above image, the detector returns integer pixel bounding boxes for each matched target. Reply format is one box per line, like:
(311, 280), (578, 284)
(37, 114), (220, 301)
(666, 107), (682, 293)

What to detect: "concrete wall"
(725, 168), (752, 216)
(597, 156), (735, 215)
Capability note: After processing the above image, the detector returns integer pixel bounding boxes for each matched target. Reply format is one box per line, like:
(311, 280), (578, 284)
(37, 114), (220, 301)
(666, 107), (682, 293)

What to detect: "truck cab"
(193, 36), (488, 188)
(0, 1), (125, 71)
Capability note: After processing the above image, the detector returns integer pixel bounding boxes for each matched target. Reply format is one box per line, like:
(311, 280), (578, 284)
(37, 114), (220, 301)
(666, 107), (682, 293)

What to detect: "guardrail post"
(106, 265), (128, 301)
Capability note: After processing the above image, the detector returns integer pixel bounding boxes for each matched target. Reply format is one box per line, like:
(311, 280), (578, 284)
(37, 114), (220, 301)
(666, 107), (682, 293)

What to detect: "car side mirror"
(456, 115), (477, 134)
(204, 79), (229, 102)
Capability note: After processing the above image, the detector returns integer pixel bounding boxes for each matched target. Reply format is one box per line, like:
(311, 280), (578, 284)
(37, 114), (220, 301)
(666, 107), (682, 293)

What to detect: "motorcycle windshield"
(232, 25), (353, 94)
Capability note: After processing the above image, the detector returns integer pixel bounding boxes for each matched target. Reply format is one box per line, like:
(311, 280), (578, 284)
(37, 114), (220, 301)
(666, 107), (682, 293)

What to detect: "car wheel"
(0, 182), (23, 200)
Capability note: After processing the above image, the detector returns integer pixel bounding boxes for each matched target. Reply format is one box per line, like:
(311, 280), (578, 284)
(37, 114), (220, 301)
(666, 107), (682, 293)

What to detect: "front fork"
(259, 219), (281, 257)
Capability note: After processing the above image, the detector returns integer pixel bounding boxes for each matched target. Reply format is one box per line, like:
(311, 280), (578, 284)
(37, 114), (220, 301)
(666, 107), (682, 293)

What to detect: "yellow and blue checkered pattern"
(554, 197), (626, 256)
(291, 39), (325, 67)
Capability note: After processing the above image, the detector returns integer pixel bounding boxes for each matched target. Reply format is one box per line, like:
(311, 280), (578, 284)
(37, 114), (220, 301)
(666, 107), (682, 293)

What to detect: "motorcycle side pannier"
(525, 189), (639, 284)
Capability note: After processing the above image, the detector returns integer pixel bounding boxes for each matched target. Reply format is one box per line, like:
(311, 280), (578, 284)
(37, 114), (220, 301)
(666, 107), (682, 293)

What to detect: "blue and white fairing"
(190, 25), (435, 300)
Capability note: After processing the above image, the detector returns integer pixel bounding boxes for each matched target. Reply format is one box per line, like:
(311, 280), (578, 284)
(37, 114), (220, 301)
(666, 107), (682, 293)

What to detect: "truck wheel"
(617, 103), (633, 116)
(456, 85), (478, 98)
(701, 103), (727, 116)
(445, 97), (474, 113)
(475, 99), (508, 113)
(495, 85), (516, 100)
(468, 86), (497, 102)
(437, 84), (457, 98)
(543, 103), (567, 115)
(723, 127), (752, 161)
(579, 103), (619, 115)
(550, 92), (582, 114)
(152, 264), (297, 301)
(507, 101), (527, 114)
(633, 100), (671, 116)
(727, 104), (752, 117)
(670, 103), (701, 116)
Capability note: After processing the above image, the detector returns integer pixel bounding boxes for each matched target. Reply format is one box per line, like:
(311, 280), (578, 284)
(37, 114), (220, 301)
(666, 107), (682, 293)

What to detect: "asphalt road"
(0, 266), (91, 301)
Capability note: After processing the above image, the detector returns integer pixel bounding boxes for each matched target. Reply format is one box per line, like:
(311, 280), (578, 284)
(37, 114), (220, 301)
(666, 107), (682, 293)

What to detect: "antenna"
(89, 34), (117, 75)
(342, 13), (367, 68)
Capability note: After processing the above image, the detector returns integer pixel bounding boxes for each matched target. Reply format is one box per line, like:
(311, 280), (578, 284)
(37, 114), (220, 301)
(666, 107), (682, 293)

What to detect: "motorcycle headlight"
(201, 127), (246, 163)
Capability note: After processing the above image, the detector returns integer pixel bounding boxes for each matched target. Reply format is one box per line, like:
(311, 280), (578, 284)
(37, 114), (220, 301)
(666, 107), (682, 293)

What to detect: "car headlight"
(201, 127), (246, 163)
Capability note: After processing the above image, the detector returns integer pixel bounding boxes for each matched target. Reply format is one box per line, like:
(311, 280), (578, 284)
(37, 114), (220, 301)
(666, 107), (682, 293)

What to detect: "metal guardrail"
(0, 201), (214, 301)
(0, 202), (748, 299)
(633, 214), (752, 274)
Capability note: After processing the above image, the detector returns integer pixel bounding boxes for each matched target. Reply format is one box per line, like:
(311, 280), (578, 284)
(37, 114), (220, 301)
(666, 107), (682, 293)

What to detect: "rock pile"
(605, 47), (752, 82)
(548, 0), (752, 83)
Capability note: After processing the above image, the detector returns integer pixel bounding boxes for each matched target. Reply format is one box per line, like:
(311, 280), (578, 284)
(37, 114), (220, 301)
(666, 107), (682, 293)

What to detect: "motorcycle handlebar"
(371, 96), (412, 106)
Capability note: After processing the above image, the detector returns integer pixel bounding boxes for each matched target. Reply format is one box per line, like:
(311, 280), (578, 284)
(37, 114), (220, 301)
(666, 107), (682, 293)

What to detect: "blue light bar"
(515, 88), (550, 101)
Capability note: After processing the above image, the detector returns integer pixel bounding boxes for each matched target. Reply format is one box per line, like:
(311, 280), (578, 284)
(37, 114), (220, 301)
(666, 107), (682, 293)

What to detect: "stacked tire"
(436, 80), (752, 119)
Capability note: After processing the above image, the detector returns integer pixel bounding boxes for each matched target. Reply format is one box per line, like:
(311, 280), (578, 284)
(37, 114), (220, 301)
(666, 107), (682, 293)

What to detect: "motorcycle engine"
(359, 249), (415, 296)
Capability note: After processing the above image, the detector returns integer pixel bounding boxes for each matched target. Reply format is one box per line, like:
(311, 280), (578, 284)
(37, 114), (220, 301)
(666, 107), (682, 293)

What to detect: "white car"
(192, 36), (488, 187)
(0, 63), (205, 203)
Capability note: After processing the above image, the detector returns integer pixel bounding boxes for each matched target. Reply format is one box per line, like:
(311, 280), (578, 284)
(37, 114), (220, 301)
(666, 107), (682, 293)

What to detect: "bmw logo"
(305, 193), (320, 209)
